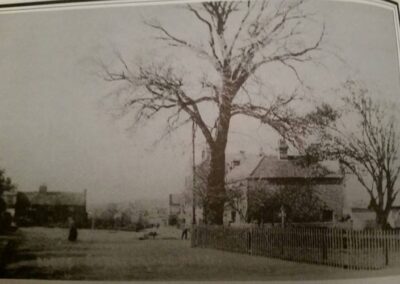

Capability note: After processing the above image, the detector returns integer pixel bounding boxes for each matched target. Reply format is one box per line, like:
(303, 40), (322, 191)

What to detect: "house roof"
(194, 151), (263, 183)
(226, 153), (263, 183)
(24, 191), (85, 206)
(249, 155), (343, 180)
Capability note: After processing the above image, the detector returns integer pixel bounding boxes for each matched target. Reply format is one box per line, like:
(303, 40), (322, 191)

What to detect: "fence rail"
(191, 226), (400, 270)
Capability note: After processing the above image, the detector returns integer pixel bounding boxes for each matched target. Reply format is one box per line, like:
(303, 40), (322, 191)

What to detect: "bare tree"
(101, 0), (337, 224)
(308, 81), (400, 228)
(0, 169), (16, 197)
(0, 169), (17, 232)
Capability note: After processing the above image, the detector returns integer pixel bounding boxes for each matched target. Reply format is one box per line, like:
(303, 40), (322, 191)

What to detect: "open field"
(2, 227), (400, 281)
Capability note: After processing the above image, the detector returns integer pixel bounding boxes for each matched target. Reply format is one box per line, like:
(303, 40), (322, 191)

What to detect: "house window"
(322, 210), (333, 222)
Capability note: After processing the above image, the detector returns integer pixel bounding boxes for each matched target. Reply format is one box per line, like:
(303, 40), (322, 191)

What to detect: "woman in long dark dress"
(68, 217), (78, 242)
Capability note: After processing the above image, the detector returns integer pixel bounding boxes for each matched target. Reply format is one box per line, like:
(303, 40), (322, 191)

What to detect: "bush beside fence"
(191, 226), (400, 270)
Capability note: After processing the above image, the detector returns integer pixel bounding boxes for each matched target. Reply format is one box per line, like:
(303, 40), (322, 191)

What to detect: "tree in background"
(0, 169), (16, 197)
(14, 192), (31, 225)
(101, 0), (338, 224)
(307, 80), (400, 228)
(0, 169), (17, 232)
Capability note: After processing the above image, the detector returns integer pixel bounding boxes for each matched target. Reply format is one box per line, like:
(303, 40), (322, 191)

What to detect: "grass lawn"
(2, 226), (400, 281)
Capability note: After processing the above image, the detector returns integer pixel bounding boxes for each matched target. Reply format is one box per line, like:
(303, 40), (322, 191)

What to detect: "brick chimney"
(279, 139), (289, 160)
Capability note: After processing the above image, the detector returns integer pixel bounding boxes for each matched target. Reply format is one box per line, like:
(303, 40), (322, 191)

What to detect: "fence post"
(280, 227), (284, 257)
(385, 230), (389, 266)
(322, 228), (327, 263)
(247, 227), (252, 255)
(343, 229), (348, 269)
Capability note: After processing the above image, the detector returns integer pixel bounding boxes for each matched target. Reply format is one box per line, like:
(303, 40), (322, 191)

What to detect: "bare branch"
(145, 20), (222, 71)
(102, 0), (333, 225)
(309, 80), (400, 227)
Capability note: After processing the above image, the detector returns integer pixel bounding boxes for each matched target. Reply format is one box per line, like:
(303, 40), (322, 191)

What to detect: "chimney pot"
(279, 139), (289, 159)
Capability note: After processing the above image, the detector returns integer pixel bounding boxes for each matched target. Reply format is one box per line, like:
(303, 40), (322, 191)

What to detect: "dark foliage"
(247, 182), (326, 224)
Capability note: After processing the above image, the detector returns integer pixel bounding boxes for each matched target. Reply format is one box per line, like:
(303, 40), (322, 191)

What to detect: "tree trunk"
(376, 210), (390, 229)
(205, 81), (234, 225)
(372, 185), (391, 229)
(206, 145), (227, 224)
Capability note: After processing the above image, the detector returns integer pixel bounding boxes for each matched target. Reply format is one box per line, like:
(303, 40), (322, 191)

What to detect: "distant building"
(348, 206), (400, 230)
(343, 173), (400, 229)
(168, 193), (187, 225)
(19, 185), (88, 227)
(144, 207), (168, 226)
(388, 206), (400, 229)
(350, 208), (377, 230)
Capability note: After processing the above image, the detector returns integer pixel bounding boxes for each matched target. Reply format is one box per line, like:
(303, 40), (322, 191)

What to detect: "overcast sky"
(0, 0), (399, 206)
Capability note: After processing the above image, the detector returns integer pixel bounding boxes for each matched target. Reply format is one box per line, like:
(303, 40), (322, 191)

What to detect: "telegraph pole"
(192, 121), (197, 225)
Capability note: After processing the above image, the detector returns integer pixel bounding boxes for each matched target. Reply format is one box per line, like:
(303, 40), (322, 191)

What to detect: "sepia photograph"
(0, 0), (400, 282)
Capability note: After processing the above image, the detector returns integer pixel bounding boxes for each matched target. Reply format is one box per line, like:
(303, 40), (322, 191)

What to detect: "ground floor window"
(322, 210), (333, 222)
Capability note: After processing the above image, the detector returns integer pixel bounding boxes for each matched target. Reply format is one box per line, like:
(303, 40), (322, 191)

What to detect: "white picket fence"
(191, 226), (400, 270)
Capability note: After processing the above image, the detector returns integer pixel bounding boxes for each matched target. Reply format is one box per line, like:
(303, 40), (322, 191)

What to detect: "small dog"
(148, 231), (158, 239)
(139, 231), (158, 240)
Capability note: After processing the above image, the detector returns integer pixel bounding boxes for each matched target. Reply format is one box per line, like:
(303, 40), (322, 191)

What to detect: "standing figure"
(181, 222), (189, 240)
(68, 217), (78, 242)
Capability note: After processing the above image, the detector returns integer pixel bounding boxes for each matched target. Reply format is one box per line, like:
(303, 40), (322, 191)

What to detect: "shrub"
(168, 215), (178, 226)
